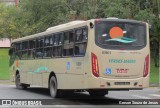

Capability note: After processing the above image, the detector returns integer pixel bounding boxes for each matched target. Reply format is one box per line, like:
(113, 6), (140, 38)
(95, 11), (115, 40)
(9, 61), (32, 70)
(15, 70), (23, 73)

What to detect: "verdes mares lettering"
(109, 59), (136, 63)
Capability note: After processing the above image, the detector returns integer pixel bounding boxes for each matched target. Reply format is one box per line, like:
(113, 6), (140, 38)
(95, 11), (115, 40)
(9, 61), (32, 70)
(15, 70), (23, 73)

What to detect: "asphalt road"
(0, 84), (160, 106)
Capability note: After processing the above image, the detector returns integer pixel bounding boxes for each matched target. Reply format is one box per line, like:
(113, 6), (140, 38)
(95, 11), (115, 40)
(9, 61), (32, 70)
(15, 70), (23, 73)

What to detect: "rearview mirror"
(90, 22), (94, 29)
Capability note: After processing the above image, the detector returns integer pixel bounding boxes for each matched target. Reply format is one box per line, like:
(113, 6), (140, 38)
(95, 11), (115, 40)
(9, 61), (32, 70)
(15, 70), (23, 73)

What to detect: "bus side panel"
(10, 62), (16, 82)
(56, 74), (84, 89)
(42, 72), (50, 88)
(27, 72), (32, 85)
(142, 75), (149, 88)
(83, 22), (101, 89)
(32, 73), (43, 86)
(20, 71), (27, 84)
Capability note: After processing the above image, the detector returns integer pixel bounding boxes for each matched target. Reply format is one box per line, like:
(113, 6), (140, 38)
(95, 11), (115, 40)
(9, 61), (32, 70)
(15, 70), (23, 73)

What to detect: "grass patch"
(0, 48), (9, 80)
(150, 58), (159, 84)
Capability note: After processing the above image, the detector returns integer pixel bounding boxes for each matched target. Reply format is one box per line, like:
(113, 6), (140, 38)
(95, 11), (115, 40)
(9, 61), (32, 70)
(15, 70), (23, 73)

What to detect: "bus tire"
(15, 74), (22, 89)
(89, 90), (108, 97)
(16, 74), (29, 89)
(49, 76), (58, 98)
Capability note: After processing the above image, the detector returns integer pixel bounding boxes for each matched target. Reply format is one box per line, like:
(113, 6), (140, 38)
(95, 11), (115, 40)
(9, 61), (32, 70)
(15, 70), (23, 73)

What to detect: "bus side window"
(15, 43), (22, 59)
(29, 40), (36, 49)
(40, 38), (44, 48)
(44, 36), (50, 46)
(28, 49), (35, 59)
(21, 41), (29, 59)
(22, 41), (28, 50)
(21, 50), (28, 59)
(75, 29), (83, 42)
(28, 39), (36, 59)
(69, 31), (74, 43)
(36, 38), (40, 48)
(44, 47), (52, 57)
(16, 51), (21, 59)
(16, 43), (21, 51)
(63, 30), (74, 57)
(75, 43), (87, 56)
(50, 35), (54, 46)
(9, 43), (14, 55)
(53, 46), (62, 57)
(52, 33), (63, 57)
(36, 37), (44, 48)
(43, 35), (52, 58)
(54, 34), (59, 45)
(59, 33), (64, 45)
(64, 32), (69, 44)
(74, 27), (88, 56)
(35, 37), (44, 58)
(36, 48), (44, 58)
(82, 28), (88, 41)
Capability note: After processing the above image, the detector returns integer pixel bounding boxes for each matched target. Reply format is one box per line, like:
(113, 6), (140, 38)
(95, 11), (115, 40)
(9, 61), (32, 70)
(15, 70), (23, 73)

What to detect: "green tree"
(65, 0), (99, 19)
(0, 3), (19, 39)
(17, 0), (69, 36)
(134, 0), (159, 67)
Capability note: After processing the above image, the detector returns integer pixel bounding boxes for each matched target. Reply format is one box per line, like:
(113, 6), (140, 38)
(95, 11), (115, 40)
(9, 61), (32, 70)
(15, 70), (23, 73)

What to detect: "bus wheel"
(15, 74), (22, 89)
(89, 90), (108, 97)
(49, 76), (58, 98)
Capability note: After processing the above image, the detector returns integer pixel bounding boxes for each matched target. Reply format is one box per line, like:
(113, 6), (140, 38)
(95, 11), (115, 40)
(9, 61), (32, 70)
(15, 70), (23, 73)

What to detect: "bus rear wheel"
(88, 90), (108, 97)
(49, 76), (59, 98)
(15, 74), (29, 89)
(15, 74), (22, 89)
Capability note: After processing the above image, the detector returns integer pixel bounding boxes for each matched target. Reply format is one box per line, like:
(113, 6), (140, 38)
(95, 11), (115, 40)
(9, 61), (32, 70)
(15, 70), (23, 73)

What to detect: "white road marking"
(149, 94), (160, 98)
(132, 95), (151, 99)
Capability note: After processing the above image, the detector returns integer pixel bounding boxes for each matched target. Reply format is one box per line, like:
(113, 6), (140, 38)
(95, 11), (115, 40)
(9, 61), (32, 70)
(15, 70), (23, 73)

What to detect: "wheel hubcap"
(50, 80), (56, 94)
(16, 76), (20, 87)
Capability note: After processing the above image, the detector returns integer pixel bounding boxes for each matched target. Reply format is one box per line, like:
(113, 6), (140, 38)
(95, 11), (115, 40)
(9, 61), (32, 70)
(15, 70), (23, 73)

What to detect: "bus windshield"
(95, 20), (146, 50)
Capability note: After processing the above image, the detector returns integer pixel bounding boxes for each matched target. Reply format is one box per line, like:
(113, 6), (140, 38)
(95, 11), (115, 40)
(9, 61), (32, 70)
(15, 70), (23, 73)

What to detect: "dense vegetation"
(0, 0), (159, 67)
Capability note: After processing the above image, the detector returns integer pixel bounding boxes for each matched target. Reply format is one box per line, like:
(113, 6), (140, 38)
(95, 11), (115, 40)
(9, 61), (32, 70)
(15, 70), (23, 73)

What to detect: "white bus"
(9, 18), (150, 98)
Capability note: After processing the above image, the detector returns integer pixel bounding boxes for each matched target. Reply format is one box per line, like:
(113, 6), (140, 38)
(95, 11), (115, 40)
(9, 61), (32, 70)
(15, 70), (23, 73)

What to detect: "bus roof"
(11, 18), (146, 43)
(46, 20), (86, 31)
(12, 20), (87, 43)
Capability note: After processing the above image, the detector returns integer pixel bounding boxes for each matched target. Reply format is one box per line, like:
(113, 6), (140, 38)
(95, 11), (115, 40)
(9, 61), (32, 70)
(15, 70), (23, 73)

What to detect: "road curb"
(0, 80), (14, 85)
(149, 83), (159, 87)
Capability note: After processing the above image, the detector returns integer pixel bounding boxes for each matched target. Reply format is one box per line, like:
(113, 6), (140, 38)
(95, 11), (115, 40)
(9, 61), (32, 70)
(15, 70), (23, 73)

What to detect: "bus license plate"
(114, 82), (130, 85)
